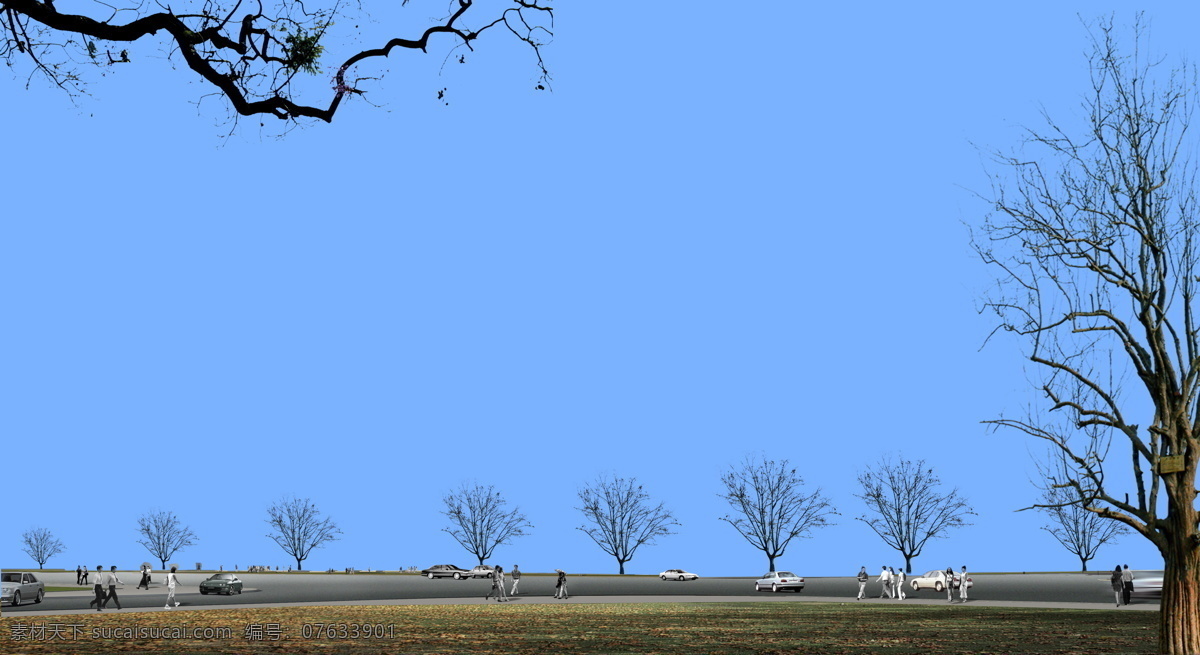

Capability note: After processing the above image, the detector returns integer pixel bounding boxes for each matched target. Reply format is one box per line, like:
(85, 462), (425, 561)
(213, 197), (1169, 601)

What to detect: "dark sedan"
(199, 573), (243, 595)
(420, 564), (470, 580)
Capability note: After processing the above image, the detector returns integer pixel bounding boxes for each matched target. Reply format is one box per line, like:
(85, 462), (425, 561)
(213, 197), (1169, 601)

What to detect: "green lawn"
(0, 602), (1157, 654)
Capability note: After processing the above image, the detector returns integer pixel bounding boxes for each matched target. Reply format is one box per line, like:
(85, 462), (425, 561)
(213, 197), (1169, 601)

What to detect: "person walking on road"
(945, 566), (955, 603)
(1111, 565), (1124, 607)
(554, 569), (568, 599)
(895, 567), (906, 600)
(137, 564), (151, 590)
(1122, 565), (1134, 605)
(856, 566), (868, 600)
(165, 565), (181, 609)
(88, 565), (105, 611)
(958, 566), (969, 602)
(76, 565), (83, 586)
(487, 566), (508, 602)
(81, 565), (89, 586)
(510, 565), (521, 596)
(101, 566), (123, 610)
(878, 565), (892, 599)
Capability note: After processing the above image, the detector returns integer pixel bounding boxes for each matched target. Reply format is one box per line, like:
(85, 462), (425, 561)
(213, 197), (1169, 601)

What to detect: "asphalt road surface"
(2, 570), (1161, 615)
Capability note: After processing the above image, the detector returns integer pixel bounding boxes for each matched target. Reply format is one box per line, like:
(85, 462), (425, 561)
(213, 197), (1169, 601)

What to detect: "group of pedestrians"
(480, 565), (569, 601)
(1111, 564), (1135, 606)
(856, 565), (969, 602)
(79, 564), (183, 610)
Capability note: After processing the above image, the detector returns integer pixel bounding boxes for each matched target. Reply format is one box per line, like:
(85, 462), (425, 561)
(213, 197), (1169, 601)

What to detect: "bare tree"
(20, 527), (65, 569)
(974, 16), (1200, 653)
(442, 482), (532, 565)
(853, 456), (974, 574)
(1034, 449), (1129, 572)
(265, 495), (341, 571)
(136, 510), (198, 569)
(1, 0), (553, 127)
(576, 474), (679, 574)
(717, 455), (836, 573)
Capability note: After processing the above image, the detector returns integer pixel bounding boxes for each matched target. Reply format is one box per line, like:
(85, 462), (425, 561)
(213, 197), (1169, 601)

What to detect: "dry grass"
(1, 601), (1157, 654)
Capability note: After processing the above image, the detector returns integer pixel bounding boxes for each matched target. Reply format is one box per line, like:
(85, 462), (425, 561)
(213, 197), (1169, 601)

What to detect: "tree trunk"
(295, 556), (304, 572)
(1160, 530), (1200, 654)
(618, 560), (626, 575)
(1080, 558), (1088, 573)
(767, 554), (776, 573)
(904, 554), (913, 574)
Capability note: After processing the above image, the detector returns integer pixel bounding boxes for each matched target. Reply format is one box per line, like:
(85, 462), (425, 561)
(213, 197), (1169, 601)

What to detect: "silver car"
(1, 572), (45, 606)
(909, 570), (973, 593)
(754, 571), (804, 592)
(464, 565), (495, 579)
(659, 569), (699, 581)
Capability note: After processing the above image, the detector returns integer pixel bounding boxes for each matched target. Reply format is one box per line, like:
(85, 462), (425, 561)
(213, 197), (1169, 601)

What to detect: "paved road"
(3, 571), (1160, 616)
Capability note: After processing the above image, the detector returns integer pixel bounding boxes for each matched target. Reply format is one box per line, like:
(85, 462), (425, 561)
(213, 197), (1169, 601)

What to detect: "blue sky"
(2, 2), (1189, 577)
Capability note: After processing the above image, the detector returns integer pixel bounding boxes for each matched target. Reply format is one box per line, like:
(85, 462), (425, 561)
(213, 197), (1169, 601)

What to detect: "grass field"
(0, 602), (1157, 654)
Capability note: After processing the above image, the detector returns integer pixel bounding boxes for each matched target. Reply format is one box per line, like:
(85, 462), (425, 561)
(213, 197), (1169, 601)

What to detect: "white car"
(909, 569), (973, 593)
(1, 572), (44, 606)
(754, 571), (804, 592)
(1130, 576), (1162, 599)
(659, 569), (699, 581)
(463, 565), (495, 579)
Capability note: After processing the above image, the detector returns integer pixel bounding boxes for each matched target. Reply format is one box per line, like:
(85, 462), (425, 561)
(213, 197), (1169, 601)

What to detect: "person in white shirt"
(895, 567), (906, 600)
(959, 566), (969, 602)
(877, 566), (892, 599)
(510, 565), (521, 596)
(101, 566), (123, 610)
(165, 565), (181, 608)
(945, 566), (955, 602)
(88, 565), (105, 611)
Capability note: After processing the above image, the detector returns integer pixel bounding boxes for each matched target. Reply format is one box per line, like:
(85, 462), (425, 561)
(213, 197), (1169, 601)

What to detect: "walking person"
(76, 565), (83, 586)
(165, 565), (181, 609)
(495, 566), (508, 602)
(1122, 565), (1134, 605)
(554, 569), (568, 599)
(510, 565), (521, 596)
(81, 565), (89, 586)
(856, 566), (868, 600)
(138, 563), (151, 590)
(945, 566), (955, 602)
(88, 565), (105, 611)
(1111, 565), (1124, 607)
(877, 565), (892, 599)
(895, 567), (906, 600)
(958, 565), (969, 602)
(101, 566), (123, 610)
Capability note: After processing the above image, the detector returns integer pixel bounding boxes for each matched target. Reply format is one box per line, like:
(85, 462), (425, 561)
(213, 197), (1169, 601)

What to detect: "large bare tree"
(265, 495), (341, 571)
(136, 510), (198, 569)
(1034, 449), (1129, 572)
(853, 456), (974, 574)
(1, 0), (552, 126)
(974, 16), (1200, 653)
(576, 474), (679, 575)
(442, 482), (531, 565)
(20, 527), (65, 569)
(717, 455), (836, 573)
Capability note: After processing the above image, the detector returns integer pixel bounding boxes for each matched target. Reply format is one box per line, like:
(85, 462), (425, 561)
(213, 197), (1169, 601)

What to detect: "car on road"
(1, 572), (44, 606)
(420, 564), (470, 579)
(755, 571), (804, 592)
(199, 573), (243, 595)
(464, 565), (495, 579)
(1130, 576), (1163, 599)
(659, 569), (699, 581)
(909, 570), (973, 593)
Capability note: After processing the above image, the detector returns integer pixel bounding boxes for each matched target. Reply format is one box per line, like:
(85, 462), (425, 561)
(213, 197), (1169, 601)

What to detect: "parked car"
(909, 570), (973, 593)
(659, 569), (699, 581)
(464, 565), (495, 579)
(1130, 576), (1163, 599)
(420, 564), (470, 579)
(755, 571), (804, 592)
(1, 572), (44, 606)
(199, 573), (244, 595)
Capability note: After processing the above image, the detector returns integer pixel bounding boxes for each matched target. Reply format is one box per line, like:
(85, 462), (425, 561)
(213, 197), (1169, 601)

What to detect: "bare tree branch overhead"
(717, 455), (837, 573)
(0, 0), (553, 124)
(576, 474), (679, 575)
(853, 456), (974, 574)
(974, 15), (1200, 653)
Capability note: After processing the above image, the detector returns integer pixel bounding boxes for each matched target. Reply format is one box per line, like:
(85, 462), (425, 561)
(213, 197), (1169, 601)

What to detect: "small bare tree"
(854, 456), (974, 573)
(718, 455), (836, 572)
(20, 527), (65, 569)
(1034, 449), (1129, 572)
(265, 495), (342, 571)
(442, 482), (532, 565)
(576, 475), (679, 574)
(136, 510), (198, 570)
